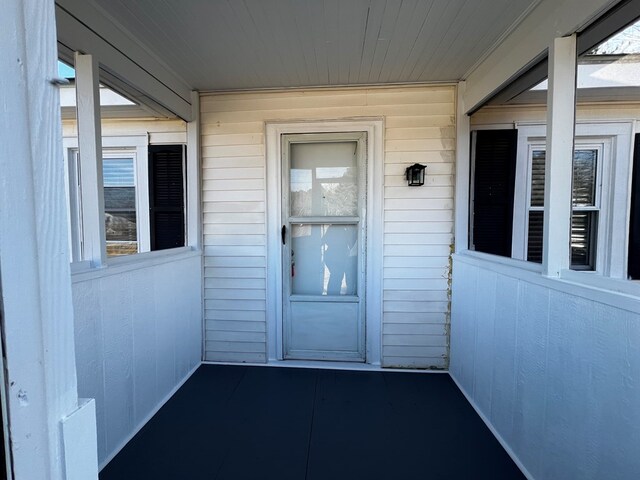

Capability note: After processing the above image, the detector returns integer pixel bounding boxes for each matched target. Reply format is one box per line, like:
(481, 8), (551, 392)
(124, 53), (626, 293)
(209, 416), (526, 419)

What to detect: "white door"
(282, 133), (366, 362)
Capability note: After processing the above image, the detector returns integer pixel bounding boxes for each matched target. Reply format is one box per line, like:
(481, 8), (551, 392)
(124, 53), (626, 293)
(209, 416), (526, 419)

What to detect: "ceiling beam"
(463, 0), (620, 113)
(56, 1), (194, 120)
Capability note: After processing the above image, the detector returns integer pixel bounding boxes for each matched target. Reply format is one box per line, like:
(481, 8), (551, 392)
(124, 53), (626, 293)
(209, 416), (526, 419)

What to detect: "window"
(469, 123), (629, 277)
(103, 153), (138, 256)
(63, 137), (186, 263)
(525, 145), (603, 270)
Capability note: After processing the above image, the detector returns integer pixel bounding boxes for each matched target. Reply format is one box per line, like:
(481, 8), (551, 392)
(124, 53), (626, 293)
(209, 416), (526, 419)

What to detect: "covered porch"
(99, 364), (523, 480)
(1, 0), (639, 479)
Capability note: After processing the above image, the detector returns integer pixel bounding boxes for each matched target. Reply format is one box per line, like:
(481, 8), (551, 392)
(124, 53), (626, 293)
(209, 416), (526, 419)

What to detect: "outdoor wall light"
(405, 163), (426, 186)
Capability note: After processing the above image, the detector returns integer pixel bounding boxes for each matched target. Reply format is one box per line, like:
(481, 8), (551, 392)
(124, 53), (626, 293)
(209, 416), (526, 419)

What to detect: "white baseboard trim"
(98, 362), (202, 471)
(449, 373), (535, 480)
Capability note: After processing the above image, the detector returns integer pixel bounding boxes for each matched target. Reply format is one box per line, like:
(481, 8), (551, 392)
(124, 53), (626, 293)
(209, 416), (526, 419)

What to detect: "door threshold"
(202, 359), (449, 374)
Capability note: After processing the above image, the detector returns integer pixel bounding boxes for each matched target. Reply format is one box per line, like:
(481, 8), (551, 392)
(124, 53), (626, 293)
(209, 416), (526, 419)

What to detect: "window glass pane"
(104, 157), (137, 256)
(290, 142), (358, 217)
(530, 150), (546, 207)
(571, 211), (597, 269)
(527, 148), (599, 269)
(105, 211), (137, 241)
(527, 211), (544, 263)
(572, 150), (597, 206)
(103, 158), (135, 186)
(291, 224), (358, 296)
(104, 186), (136, 210)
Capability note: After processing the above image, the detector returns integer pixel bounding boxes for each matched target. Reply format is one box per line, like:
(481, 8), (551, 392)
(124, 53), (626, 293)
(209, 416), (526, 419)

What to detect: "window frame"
(63, 135), (149, 263)
(512, 122), (632, 278)
(101, 149), (151, 256)
(523, 141), (607, 270)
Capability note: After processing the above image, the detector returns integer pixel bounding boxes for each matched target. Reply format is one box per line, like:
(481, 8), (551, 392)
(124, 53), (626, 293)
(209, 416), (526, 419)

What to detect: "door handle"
(281, 225), (286, 245)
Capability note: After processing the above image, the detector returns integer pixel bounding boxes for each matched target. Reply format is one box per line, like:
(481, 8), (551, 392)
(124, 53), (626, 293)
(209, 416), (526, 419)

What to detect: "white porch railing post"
(455, 81), (471, 254)
(0, 1), (98, 478)
(543, 35), (577, 277)
(186, 90), (202, 249)
(75, 53), (107, 266)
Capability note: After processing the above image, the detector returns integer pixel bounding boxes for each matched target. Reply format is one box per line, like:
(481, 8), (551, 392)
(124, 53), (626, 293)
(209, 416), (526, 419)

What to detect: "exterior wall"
(200, 85), (455, 368)
(63, 117), (200, 466)
(470, 103), (640, 128)
(72, 253), (202, 466)
(449, 254), (640, 479)
(62, 117), (187, 143)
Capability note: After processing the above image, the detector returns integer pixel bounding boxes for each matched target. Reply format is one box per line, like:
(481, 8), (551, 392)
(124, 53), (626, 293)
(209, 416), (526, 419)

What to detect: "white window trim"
(519, 140), (608, 271)
(512, 122), (633, 277)
(64, 135), (149, 262)
(102, 149), (151, 254)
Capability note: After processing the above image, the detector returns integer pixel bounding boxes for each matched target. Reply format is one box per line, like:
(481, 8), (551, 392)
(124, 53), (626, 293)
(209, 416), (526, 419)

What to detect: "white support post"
(75, 53), (107, 267)
(0, 0), (97, 479)
(455, 81), (471, 254)
(186, 91), (201, 249)
(543, 35), (577, 277)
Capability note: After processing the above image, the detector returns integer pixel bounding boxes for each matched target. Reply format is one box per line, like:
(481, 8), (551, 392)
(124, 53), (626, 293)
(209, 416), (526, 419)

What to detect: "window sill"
(71, 246), (201, 283)
(454, 250), (640, 313)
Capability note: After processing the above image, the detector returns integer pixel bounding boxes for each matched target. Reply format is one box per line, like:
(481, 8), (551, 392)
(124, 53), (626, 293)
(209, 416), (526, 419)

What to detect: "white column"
(543, 35), (577, 277)
(455, 81), (471, 254)
(186, 90), (202, 249)
(75, 53), (107, 266)
(0, 0), (97, 479)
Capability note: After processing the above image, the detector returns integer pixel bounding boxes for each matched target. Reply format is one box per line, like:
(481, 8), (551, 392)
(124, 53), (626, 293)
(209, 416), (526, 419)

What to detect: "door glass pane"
(290, 142), (358, 217)
(572, 150), (597, 206)
(530, 150), (546, 207)
(291, 224), (358, 296)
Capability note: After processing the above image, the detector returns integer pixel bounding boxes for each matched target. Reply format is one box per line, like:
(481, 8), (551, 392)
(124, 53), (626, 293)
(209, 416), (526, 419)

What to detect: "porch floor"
(100, 364), (524, 479)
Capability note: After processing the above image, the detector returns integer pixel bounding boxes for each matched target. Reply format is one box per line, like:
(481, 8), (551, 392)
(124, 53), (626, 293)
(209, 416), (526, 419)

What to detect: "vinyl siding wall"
(201, 85), (455, 368)
(62, 117), (187, 143)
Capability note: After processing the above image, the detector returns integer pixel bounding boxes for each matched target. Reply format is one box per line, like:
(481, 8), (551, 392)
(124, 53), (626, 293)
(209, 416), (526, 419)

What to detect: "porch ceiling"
(88, 0), (539, 91)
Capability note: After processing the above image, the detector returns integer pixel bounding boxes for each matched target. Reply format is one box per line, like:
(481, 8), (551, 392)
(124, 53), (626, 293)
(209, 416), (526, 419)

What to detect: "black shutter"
(471, 129), (518, 257)
(149, 144), (185, 251)
(628, 134), (640, 279)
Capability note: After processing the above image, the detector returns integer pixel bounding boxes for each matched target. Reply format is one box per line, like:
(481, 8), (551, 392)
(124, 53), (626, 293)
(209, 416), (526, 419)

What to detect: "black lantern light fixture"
(405, 163), (426, 186)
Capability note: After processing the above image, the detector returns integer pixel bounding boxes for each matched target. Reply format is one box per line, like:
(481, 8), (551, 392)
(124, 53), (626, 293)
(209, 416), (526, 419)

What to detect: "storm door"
(281, 133), (366, 361)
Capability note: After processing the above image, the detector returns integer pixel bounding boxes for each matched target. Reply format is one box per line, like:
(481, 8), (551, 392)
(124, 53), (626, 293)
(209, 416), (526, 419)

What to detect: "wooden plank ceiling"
(91, 0), (539, 91)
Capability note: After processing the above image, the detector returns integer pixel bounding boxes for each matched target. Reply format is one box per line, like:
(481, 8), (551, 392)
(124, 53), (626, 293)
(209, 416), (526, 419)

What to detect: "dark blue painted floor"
(100, 365), (525, 480)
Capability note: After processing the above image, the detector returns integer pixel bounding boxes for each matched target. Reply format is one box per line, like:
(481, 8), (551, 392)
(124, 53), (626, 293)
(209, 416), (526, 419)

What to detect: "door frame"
(265, 119), (384, 365)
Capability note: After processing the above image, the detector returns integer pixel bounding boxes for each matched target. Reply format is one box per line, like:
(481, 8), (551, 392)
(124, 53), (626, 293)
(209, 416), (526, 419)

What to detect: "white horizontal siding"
(62, 118), (187, 144)
(201, 85), (455, 367)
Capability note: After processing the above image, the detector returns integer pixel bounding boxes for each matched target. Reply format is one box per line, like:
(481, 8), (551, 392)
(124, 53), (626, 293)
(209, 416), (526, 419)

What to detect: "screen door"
(282, 132), (366, 361)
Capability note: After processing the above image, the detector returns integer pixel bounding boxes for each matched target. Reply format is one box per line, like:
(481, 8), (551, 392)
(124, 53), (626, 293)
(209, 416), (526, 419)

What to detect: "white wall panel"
(201, 85), (455, 368)
(72, 254), (202, 467)
(450, 254), (640, 479)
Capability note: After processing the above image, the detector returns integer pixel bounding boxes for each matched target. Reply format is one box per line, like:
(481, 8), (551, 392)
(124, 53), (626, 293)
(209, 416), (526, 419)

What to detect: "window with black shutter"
(149, 144), (185, 251)
(470, 129), (518, 257)
(628, 134), (640, 279)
